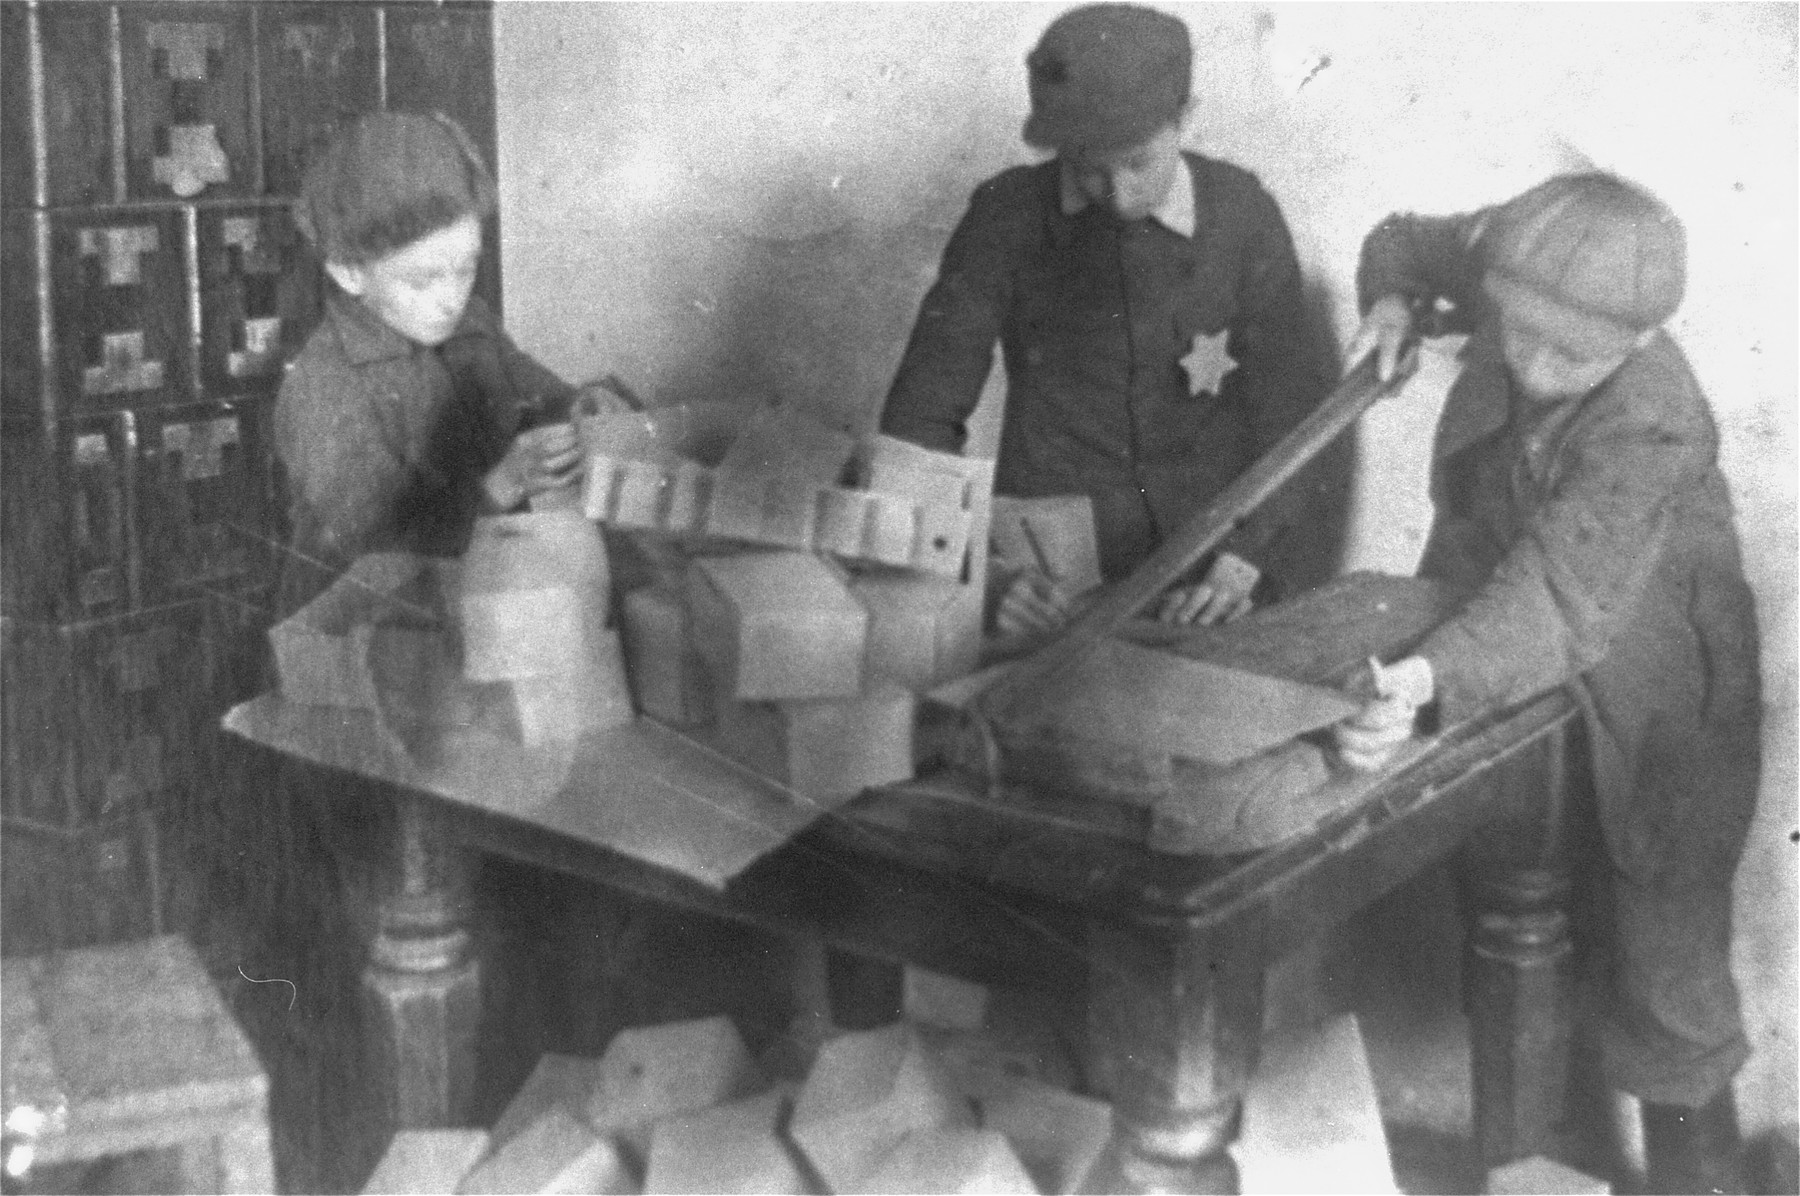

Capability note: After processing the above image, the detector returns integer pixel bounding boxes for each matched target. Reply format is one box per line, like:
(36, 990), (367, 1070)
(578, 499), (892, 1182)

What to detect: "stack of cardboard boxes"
(600, 403), (997, 807)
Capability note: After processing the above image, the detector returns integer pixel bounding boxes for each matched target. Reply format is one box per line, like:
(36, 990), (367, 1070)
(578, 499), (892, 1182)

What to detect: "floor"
(16, 854), (1792, 1196)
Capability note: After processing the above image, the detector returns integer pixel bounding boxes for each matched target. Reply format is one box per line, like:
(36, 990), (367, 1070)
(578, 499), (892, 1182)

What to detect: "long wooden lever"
(973, 343), (1422, 733)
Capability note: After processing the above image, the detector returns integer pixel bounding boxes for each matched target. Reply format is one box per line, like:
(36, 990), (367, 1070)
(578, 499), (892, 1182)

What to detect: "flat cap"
(1483, 172), (1687, 333)
(1022, 4), (1191, 152)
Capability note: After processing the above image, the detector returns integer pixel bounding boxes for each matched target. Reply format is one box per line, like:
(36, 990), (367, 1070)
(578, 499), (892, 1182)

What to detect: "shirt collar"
(1058, 152), (1196, 238)
(323, 286), (498, 367)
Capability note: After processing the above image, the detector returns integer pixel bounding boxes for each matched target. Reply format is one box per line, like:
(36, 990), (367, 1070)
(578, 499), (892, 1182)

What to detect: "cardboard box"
(621, 584), (713, 727)
(814, 487), (876, 558)
(458, 512), (611, 683)
(455, 1106), (632, 1195)
(860, 435), (996, 582)
(663, 461), (712, 533)
(852, 571), (985, 691)
(864, 493), (920, 567)
(978, 1077), (1113, 1195)
(903, 967), (989, 1032)
(506, 631), (634, 745)
(363, 1129), (491, 1195)
(583, 1016), (763, 1157)
(790, 1023), (974, 1192)
(700, 404), (852, 548)
(491, 1054), (609, 1148)
(860, 1126), (1037, 1194)
(687, 552), (866, 700)
(642, 1089), (809, 1195)
(713, 685), (914, 804)
(456, 513), (633, 743)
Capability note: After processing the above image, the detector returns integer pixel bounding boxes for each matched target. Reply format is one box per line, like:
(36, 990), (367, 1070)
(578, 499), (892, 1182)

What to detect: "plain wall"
(491, 1), (1797, 1134)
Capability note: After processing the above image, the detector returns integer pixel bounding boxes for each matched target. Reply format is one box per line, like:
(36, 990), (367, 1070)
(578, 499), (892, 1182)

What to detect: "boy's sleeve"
(446, 297), (578, 429)
(1217, 179), (1333, 573)
(1415, 370), (1714, 724)
(1355, 207), (1492, 331)
(279, 372), (432, 558)
(277, 353), (493, 567)
(497, 334), (579, 425)
(880, 180), (1023, 452)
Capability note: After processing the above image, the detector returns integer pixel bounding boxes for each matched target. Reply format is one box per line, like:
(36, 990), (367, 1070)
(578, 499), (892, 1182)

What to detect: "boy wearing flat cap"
(1340, 172), (1761, 1194)
(275, 110), (582, 612)
(881, 3), (1329, 636)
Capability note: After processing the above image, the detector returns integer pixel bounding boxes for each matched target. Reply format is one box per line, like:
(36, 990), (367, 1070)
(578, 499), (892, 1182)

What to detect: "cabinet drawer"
(136, 397), (279, 605)
(1, 602), (213, 828)
(1, 413), (138, 622)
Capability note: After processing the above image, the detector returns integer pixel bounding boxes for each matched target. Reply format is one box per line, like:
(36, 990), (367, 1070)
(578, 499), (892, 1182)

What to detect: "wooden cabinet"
(0, 0), (499, 955)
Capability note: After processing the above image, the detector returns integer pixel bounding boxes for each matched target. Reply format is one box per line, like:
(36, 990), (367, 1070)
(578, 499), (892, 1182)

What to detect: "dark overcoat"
(1359, 208), (1761, 1102)
(273, 289), (573, 615)
(881, 153), (1329, 583)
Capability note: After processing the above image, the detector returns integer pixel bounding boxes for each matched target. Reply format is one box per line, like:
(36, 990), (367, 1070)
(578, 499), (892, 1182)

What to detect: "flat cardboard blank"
(1023, 637), (1359, 766)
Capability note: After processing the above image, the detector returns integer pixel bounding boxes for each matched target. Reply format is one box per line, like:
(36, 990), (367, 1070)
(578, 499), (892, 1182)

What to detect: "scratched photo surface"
(1, 4), (1792, 1195)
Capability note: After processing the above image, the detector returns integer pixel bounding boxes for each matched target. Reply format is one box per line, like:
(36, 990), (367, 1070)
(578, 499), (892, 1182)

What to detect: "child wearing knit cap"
(1339, 172), (1760, 1194)
(274, 110), (582, 613)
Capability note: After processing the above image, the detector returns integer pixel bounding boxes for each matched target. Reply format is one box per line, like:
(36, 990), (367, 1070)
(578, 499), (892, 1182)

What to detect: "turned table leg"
(363, 794), (483, 1132)
(1465, 725), (1576, 1173)
(1466, 863), (1574, 1173)
(1085, 919), (1265, 1194)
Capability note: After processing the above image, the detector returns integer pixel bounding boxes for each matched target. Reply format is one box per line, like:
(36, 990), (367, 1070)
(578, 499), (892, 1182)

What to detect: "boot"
(1641, 1089), (1749, 1195)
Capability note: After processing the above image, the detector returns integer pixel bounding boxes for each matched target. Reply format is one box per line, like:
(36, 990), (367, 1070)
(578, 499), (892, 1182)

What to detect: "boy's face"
(1487, 275), (1651, 403)
(1063, 121), (1185, 222)
(326, 215), (482, 347)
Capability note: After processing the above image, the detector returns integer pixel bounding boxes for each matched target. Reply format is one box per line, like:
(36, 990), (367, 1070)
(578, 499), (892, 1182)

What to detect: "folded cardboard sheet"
(223, 695), (838, 890)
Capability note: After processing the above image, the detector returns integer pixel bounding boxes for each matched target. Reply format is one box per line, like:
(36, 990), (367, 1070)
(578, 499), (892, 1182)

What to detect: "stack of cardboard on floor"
(363, 1015), (1088, 1195)
(593, 400), (995, 808)
(362, 1007), (1400, 1194)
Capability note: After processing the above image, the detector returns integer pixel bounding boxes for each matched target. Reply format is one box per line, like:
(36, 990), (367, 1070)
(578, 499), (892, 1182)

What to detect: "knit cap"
(1482, 172), (1686, 338)
(1022, 4), (1191, 152)
(295, 111), (496, 266)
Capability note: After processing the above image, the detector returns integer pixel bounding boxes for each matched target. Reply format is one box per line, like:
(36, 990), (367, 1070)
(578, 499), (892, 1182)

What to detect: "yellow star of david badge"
(1181, 329), (1237, 399)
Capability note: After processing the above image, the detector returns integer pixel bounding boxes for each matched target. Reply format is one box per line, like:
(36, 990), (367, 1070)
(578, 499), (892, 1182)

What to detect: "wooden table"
(223, 686), (1577, 1194)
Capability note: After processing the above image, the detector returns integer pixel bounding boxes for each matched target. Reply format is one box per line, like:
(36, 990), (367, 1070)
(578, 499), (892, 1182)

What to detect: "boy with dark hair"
(276, 110), (582, 611)
(1339, 171), (1762, 1193)
(880, 3), (1330, 636)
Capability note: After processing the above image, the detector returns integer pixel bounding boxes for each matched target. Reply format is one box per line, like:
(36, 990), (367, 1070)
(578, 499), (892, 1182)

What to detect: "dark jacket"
(881, 153), (1329, 583)
(273, 288), (574, 615)
(1358, 207), (1761, 889)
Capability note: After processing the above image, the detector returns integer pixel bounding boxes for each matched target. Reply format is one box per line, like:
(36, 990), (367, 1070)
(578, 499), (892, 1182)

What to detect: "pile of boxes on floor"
(362, 1011), (1109, 1196)
(361, 989), (1424, 1195)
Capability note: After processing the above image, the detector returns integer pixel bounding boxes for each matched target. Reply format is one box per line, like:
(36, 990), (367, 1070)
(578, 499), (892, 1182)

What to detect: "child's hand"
(995, 569), (1078, 641)
(1334, 655), (1434, 771)
(1157, 552), (1258, 626)
(485, 423), (583, 511)
(1345, 294), (1415, 383)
